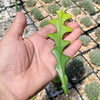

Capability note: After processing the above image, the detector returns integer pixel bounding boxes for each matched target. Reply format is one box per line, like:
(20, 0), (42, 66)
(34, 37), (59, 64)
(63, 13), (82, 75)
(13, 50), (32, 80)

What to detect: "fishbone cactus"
(48, 9), (73, 95)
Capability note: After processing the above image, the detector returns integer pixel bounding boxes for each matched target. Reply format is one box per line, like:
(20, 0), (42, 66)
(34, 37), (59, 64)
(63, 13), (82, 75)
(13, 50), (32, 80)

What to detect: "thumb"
(7, 12), (26, 39)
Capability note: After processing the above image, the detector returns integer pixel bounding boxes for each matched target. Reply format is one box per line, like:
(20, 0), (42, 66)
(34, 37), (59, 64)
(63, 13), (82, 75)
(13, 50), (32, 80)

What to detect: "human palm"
(0, 12), (82, 100)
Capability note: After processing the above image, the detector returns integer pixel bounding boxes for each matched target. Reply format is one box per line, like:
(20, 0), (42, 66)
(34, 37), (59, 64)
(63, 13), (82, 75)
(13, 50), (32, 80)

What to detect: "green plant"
(73, 0), (78, 2)
(97, 14), (100, 19)
(52, 74), (61, 84)
(40, 20), (49, 28)
(68, 99), (72, 100)
(79, 35), (91, 46)
(0, 16), (4, 20)
(15, 0), (18, 12)
(44, 0), (53, 3)
(80, 16), (92, 27)
(31, 8), (43, 20)
(85, 82), (100, 100)
(95, 27), (100, 41)
(71, 8), (81, 16)
(62, 0), (72, 7)
(30, 95), (36, 100)
(48, 4), (59, 14)
(94, 0), (100, 4)
(79, 0), (95, 14)
(66, 58), (84, 80)
(89, 49), (100, 66)
(48, 9), (73, 95)
(26, 0), (37, 7)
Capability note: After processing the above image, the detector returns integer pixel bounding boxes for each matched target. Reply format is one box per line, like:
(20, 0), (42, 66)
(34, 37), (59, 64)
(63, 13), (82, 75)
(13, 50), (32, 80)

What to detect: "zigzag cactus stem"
(15, 0), (18, 12)
(48, 9), (73, 95)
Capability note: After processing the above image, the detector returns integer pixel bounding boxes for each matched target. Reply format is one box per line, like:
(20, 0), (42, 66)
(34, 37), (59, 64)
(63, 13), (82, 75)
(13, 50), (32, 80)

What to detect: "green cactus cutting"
(48, 9), (73, 95)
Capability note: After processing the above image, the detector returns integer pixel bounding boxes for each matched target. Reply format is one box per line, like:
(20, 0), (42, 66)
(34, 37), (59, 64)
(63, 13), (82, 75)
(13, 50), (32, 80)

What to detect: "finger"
(7, 12), (26, 39)
(64, 28), (82, 43)
(63, 39), (82, 58)
(48, 38), (55, 45)
(34, 24), (56, 39)
(35, 22), (79, 39)
(63, 22), (80, 39)
(47, 22), (81, 47)
(64, 21), (68, 25)
(66, 22), (79, 30)
(48, 27), (82, 47)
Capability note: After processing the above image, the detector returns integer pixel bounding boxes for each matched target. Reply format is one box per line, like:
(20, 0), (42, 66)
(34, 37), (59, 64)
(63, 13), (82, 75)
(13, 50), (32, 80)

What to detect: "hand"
(0, 12), (82, 100)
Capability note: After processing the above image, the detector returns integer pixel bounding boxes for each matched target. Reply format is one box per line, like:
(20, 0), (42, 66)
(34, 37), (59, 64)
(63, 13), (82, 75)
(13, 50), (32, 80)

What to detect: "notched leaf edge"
(48, 9), (73, 95)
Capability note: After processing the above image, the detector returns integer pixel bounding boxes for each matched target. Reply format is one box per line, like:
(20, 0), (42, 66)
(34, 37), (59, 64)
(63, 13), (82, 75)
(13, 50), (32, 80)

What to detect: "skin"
(0, 12), (82, 100)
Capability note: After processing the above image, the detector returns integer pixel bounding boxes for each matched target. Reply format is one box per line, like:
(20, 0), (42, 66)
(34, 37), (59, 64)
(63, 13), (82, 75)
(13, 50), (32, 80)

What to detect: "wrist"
(0, 82), (17, 100)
